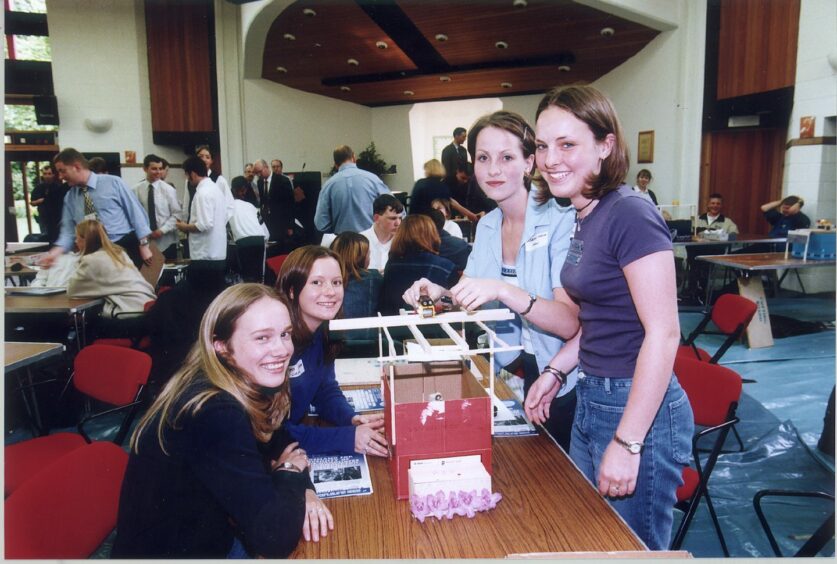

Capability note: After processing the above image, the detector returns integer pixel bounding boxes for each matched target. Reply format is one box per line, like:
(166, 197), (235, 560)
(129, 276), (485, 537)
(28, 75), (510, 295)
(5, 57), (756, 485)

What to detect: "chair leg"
(704, 489), (731, 557)
(731, 425), (745, 452)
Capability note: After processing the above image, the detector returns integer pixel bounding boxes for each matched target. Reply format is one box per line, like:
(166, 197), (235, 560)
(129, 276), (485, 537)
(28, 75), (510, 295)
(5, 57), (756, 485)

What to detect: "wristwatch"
(520, 292), (538, 316)
(614, 434), (644, 455)
(281, 461), (298, 471)
(139, 238), (149, 246)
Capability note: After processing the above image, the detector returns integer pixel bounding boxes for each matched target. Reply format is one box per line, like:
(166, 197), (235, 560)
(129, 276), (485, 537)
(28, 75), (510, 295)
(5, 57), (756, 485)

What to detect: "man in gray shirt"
(314, 145), (390, 234)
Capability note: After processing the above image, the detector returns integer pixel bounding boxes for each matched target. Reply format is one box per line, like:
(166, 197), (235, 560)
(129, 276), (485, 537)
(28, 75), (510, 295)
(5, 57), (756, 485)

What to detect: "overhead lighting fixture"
(347, 58), (359, 66)
(500, 82), (512, 89)
(376, 41), (388, 50)
(276, 66), (288, 73)
(283, 33), (296, 41)
(404, 90), (415, 96)
(314, 43), (322, 48)
(600, 27), (615, 37)
(440, 76), (451, 82)
(558, 65), (571, 72)
(340, 86), (351, 92)
(303, 8), (316, 17)
(435, 33), (448, 42)
(513, 0), (528, 6)
(495, 40), (509, 49)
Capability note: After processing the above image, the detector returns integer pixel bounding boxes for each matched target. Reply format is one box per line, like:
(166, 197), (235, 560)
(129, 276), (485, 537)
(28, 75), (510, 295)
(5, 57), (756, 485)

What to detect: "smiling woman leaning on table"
(112, 284), (332, 559)
(524, 85), (693, 550)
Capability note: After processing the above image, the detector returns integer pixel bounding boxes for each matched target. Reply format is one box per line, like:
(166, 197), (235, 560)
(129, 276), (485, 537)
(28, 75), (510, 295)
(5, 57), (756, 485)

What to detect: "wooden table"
(697, 252), (836, 347)
(4, 265), (38, 286)
(5, 289), (104, 350)
(290, 357), (646, 558)
(5, 342), (65, 435)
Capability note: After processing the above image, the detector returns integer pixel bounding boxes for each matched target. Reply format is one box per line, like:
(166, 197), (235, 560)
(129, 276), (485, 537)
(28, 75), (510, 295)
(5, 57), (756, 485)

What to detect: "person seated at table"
(112, 284), (332, 558)
(330, 232), (382, 325)
(276, 245), (388, 457)
(762, 195), (810, 237)
(229, 175), (270, 282)
(695, 193), (739, 235)
(379, 214), (459, 315)
(686, 193), (739, 302)
(359, 193), (404, 273)
(430, 197), (464, 239)
(428, 208), (470, 273)
(631, 169), (658, 205)
(67, 219), (156, 336)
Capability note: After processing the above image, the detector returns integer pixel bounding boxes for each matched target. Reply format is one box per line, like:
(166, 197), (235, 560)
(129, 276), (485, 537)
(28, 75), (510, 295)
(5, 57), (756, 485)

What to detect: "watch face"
(628, 443), (642, 454)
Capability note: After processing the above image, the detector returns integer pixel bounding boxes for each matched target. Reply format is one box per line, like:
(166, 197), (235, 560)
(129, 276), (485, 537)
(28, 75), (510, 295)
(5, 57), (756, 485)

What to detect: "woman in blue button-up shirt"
(403, 111), (580, 450)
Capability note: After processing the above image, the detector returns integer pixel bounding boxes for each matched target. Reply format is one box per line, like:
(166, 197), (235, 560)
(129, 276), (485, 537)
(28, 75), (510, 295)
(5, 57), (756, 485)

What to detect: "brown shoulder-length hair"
(330, 232), (369, 282)
(467, 110), (537, 193)
(276, 245), (346, 350)
(389, 214), (439, 259)
(130, 284), (293, 454)
(535, 84), (629, 201)
(76, 219), (129, 268)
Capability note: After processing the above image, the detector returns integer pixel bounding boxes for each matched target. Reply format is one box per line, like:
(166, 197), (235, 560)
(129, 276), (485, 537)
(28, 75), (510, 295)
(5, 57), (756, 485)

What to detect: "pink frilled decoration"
(409, 489), (503, 523)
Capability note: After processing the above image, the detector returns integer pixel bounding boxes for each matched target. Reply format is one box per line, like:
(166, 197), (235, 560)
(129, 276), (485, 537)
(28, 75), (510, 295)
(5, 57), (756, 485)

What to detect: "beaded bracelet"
(542, 366), (567, 387)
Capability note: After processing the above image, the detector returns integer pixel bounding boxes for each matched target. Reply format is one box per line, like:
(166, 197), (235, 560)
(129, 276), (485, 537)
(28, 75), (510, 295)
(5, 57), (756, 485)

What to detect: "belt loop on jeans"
(604, 377), (611, 394)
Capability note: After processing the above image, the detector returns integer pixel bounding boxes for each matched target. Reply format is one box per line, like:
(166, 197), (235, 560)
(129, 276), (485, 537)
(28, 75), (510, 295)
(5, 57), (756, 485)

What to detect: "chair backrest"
(674, 356), (742, 427)
(74, 344), (152, 406)
(266, 253), (290, 278)
(5, 441), (128, 559)
(711, 294), (758, 335)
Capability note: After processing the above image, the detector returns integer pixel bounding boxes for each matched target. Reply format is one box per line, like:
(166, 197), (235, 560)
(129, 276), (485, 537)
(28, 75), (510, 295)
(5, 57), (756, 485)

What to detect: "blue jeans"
(570, 371), (694, 550)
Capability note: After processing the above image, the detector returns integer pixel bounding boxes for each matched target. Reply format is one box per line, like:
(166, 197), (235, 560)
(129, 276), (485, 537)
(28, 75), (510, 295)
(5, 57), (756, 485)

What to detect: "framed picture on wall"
(637, 130), (654, 163)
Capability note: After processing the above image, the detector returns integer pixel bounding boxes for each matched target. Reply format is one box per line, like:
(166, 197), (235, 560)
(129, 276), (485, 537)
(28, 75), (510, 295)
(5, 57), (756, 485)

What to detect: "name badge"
(567, 237), (583, 265)
(524, 231), (548, 251)
(288, 359), (305, 379)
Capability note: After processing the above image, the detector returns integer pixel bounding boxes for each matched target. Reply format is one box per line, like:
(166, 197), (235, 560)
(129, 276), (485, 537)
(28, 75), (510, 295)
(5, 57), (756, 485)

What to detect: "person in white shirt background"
(133, 154), (182, 260)
(359, 194), (404, 272)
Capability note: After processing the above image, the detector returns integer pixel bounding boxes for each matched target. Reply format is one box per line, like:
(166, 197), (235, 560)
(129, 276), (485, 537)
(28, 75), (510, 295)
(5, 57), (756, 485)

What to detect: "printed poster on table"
(308, 453), (373, 499)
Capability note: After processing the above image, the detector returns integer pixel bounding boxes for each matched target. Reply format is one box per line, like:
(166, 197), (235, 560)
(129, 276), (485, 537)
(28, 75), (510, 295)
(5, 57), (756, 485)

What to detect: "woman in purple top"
(524, 85), (693, 550)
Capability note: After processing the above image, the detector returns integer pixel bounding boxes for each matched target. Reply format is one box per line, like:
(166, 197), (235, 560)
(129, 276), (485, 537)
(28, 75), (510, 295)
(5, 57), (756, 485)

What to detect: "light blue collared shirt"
(464, 190), (577, 395)
(56, 171), (152, 251)
(314, 163), (390, 234)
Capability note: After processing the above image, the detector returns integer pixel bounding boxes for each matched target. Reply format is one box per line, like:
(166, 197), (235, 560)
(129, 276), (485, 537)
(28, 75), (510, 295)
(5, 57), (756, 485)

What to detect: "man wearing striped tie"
(41, 148), (153, 269)
(132, 154), (181, 260)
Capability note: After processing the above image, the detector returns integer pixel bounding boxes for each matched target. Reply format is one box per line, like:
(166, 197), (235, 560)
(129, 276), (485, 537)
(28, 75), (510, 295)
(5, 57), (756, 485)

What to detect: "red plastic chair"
(266, 254), (289, 280)
(670, 356), (743, 556)
(5, 344), (150, 496)
(5, 441), (128, 559)
(678, 293), (758, 364)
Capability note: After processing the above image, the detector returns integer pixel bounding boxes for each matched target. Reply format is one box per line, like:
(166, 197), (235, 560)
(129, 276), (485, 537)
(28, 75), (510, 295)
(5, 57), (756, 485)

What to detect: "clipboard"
(139, 242), (165, 288)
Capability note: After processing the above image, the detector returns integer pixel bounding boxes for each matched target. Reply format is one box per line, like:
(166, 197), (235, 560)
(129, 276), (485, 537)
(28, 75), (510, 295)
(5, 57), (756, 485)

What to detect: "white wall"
(781, 0), (837, 293)
(46, 0), (185, 186)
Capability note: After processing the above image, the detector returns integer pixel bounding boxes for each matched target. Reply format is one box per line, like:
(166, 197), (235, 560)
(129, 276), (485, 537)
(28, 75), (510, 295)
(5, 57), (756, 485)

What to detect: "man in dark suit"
(267, 164), (296, 251)
(441, 127), (468, 190)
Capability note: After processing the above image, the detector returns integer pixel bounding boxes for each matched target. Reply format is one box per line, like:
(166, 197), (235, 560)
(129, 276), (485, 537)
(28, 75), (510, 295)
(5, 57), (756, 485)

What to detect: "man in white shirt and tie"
(133, 154), (182, 260)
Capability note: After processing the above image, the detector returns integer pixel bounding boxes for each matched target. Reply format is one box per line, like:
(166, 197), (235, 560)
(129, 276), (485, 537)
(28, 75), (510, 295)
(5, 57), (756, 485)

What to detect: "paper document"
(308, 453), (373, 499)
(308, 386), (383, 416)
(5, 287), (66, 296)
(334, 357), (383, 386)
(493, 395), (537, 437)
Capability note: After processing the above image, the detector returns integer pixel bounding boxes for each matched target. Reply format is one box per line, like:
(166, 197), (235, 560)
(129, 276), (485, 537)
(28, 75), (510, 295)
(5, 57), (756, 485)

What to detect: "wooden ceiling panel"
(261, 0), (660, 107)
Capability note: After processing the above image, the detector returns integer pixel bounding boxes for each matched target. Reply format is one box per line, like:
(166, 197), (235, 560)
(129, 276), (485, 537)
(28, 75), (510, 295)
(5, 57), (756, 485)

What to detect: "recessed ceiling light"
(314, 43), (322, 48)
(500, 82), (512, 89)
(404, 90), (415, 96)
(600, 27), (615, 37)
(340, 86), (351, 92)
(513, 0), (527, 6)
(495, 40), (509, 49)
(303, 8), (316, 17)
(376, 41), (388, 50)
(558, 65), (571, 72)
(347, 58), (359, 66)
(276, 66), (288, 73)
(283, 33), (296, 41)
(435, 33), (448, 42)
(440, 76), (451, 82)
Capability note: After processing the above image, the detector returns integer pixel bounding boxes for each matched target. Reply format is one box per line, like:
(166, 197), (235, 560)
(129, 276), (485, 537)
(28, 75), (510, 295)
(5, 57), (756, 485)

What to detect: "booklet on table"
(308, 453), (373, 499)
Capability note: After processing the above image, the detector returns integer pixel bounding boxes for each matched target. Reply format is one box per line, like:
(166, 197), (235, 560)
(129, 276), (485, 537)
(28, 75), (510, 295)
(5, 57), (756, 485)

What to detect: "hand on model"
(302, 489), (333, 542)
(450, 278), (506, 312)
(402, 278), (445, 308)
